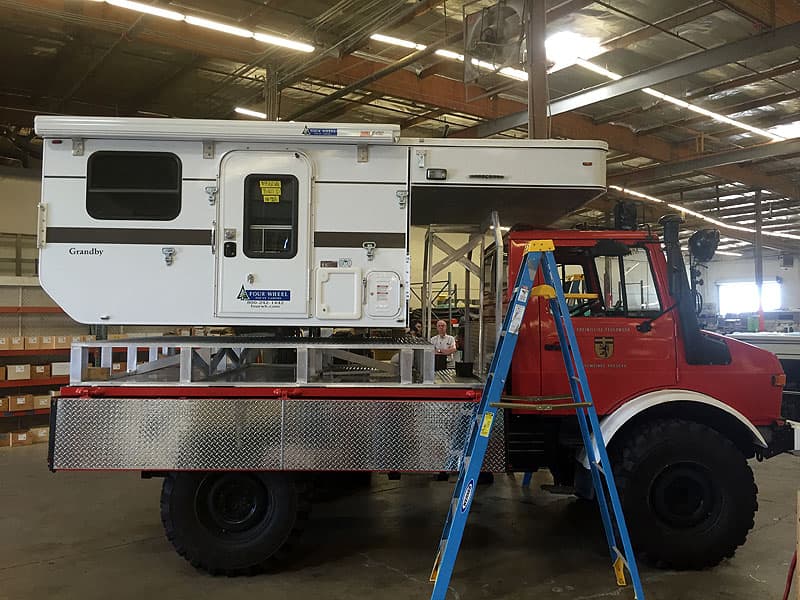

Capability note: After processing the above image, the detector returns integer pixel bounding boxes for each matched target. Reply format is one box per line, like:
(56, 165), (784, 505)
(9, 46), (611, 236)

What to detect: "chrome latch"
(357, 144), (368, 163)
(72, 138), (84, 156)
(162, 247), (176, 266)
(415, 149), (426, 168)
(224, 228), (236, 241)
(362, 241), (376, 261)
(202, 140), (214, 159)
(205, 186), (218, 205)
(246, 273), (255, 284)
(396, 190), (408, 209)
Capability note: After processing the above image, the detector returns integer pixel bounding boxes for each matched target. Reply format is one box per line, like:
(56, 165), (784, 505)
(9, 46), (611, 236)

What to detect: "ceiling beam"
(609, 139), (800, 186)
(602, 2), (722, 51)
(457, 20), (800, 137)
(287, 32), (461, 121)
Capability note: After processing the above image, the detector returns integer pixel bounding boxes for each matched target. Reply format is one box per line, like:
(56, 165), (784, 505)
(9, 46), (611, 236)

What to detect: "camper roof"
(34, 116), (400, 144)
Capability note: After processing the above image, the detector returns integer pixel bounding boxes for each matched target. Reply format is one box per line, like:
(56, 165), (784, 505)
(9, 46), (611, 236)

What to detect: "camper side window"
(243, 174), (298, 259)
(86, 152), (181, 220)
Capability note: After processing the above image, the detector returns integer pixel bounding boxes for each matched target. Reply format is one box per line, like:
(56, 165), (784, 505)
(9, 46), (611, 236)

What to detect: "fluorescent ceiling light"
(254, 32), (314, 53)
(105, 0), (184, 20)
(546, 31), (606, 72)
(714, 250), (744, 256)
(235, 107), (267, 119)
(100, 2), (316, 53)
(184, 15), (253, 38)
(370, 33), (425, 51)
(768, 120), (800, 139)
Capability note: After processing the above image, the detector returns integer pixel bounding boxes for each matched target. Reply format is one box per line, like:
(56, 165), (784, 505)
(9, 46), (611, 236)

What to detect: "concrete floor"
(0, 445), (797, 600)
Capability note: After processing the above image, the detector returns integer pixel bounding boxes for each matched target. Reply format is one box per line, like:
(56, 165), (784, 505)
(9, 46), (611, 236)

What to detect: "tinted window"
(243, 174), (298, 259)
(86, 152), (181, 220)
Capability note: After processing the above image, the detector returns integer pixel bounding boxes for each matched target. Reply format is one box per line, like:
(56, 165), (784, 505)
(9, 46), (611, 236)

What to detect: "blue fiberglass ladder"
(428, 240), (645, 600)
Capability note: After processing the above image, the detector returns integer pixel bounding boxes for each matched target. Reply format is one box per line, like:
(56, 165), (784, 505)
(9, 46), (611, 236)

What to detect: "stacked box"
(9, 394), (34, 412)
(7, 365), (31, 381)
(0, 366), (5, 380)
(9, 431), (32, 447)
(0, 396), (9, 412)
(33, 395), (51, 410)
(29, 427), (49, 444)
(0, 433), (10, 447)
(24, 336), (40, 350)
(51, 362), (70, 376)
(40, 335), (54, 349)
(31, 364), (51, 379)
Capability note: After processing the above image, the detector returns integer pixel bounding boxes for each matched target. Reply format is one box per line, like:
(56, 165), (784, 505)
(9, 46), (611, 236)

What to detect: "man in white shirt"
(430, 319), (457, 368)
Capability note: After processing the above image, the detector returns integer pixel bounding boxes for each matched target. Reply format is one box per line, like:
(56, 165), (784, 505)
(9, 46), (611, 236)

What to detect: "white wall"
(701, 252), (800, 312)
(0, 167), (41, 235)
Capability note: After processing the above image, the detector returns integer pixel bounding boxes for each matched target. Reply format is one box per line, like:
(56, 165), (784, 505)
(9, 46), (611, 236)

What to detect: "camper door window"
(86, 151), (181, 220)
(243, 174), (298, 259)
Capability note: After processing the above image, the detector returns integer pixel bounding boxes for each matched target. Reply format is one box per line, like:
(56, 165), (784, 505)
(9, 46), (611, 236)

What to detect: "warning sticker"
(479, 412), (494, 437)
(508, 303), (525, 334)
(258, 180), (281, 203)
(518, 286), (529, 303)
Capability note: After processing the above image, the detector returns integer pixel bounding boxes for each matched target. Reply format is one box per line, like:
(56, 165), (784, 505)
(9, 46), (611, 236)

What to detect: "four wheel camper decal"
(237, 286), (291, 307)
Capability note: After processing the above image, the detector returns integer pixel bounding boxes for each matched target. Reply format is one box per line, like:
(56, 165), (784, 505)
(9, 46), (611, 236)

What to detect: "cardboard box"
(84, 335), (97, 342)
(31, 364), (51, 379)
(33, 395), (51, 410)
(9, 394), (34, 412)
(40, 335), (54, 349)
(111, 362), (126, 376)
(108, 333), (128, 340)
(9, 336), (25, 351)
(10, 430), (32, 447)
(0, 433), (10, 447)
(6, 364), (31, 381)
(86, 366), (110, 381)
(71, 335), (84, 344)
(24, 336), (40, 350)
(29, 426), (49, 444)
(54, 335), (71, 349)
(0, 366), (5, 381)
(0, 337), (8, 350)
(0, 396), (8, 412)
(51, 362), (70, 377)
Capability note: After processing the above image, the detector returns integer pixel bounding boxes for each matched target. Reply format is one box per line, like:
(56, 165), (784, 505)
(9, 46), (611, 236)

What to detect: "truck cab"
(500, 227), (794, 569)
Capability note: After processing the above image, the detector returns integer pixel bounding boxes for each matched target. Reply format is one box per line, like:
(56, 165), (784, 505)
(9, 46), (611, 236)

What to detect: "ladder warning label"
(460, 480), (474, 513)
(518, 286), (529, 303)
(479, 413), (493, 437)
(508, 303), (525, 334)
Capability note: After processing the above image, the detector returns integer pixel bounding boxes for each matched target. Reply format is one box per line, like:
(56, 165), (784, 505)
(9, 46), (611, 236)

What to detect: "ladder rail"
(541, 252), (645, 599)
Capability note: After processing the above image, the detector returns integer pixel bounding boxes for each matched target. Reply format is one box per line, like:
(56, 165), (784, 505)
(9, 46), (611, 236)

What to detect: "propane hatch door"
(366, 271), (401, 318)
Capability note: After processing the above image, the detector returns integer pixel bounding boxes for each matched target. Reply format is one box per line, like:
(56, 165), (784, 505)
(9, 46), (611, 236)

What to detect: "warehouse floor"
(0, 446), (797, 600)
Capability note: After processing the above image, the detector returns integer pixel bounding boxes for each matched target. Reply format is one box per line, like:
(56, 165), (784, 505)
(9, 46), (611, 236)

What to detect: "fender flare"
(578, 388), (767, 468)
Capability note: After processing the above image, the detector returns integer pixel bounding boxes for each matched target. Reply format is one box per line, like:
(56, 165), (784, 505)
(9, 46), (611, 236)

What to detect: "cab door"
(216, 151), (311, 318)
(538, 243), (677, 413)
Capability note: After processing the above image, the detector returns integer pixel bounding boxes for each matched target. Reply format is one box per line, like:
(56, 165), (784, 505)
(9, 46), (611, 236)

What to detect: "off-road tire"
(611, 418), (757, 569)
(160, 472), (311, 575)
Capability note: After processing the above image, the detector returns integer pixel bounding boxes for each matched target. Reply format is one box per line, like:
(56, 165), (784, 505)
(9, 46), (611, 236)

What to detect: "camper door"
(217, 151), (311, 317)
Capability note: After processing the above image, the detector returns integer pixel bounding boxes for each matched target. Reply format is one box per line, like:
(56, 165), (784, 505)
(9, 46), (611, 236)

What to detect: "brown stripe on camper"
(47, 227), (212, 245)
(314, 232), (405, 248)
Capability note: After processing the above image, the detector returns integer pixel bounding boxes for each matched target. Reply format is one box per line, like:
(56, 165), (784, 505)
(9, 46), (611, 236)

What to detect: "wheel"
(160, 472), (310, 575)
(611, 418), (757, 569)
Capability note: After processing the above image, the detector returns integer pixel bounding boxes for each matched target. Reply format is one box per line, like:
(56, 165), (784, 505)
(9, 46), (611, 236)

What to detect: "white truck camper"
(34, 116), (607, 328)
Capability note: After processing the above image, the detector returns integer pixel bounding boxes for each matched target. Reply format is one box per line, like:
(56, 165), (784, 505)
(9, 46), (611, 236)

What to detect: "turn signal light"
(772, 373), (787, 387)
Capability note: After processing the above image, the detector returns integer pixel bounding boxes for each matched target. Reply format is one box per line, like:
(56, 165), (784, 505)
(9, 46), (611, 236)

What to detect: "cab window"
(555, 245), (661, 317)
